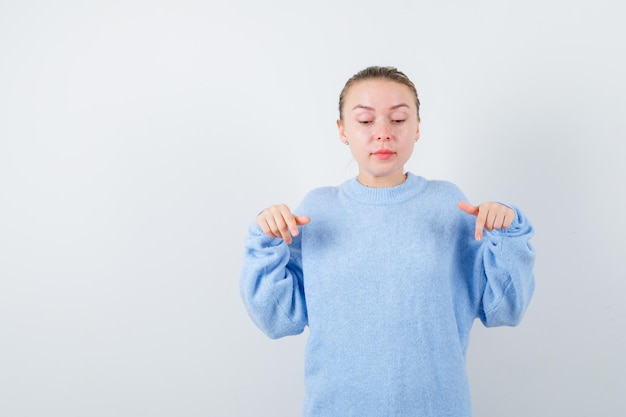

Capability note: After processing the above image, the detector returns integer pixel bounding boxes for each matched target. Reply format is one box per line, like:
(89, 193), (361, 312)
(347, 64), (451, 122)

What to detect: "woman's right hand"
(256, 204), (311, 245)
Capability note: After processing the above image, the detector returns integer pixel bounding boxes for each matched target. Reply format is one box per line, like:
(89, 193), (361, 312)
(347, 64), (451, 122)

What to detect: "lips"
(372, 150), (395, 160)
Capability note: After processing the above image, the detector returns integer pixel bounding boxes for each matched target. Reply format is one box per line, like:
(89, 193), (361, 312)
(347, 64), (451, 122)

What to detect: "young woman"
(240, 66), (535, 417)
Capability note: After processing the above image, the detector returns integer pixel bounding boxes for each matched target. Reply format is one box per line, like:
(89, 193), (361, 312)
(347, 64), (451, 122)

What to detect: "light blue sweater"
(240, 173), (535, 417)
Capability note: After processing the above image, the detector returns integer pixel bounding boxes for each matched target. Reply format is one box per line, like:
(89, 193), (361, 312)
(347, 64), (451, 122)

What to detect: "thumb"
(295, 216), (311, 226)
(458, 201), (479, 216)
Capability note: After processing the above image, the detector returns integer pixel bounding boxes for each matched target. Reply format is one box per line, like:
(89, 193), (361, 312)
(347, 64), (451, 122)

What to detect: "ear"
(415, 122), (420, 141)
(337, 119), (347, 143)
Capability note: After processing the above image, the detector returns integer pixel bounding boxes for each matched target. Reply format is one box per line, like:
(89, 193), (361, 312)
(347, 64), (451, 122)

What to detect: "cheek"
(345, 126), (370, 139)
(396, 123), (419, 137)
(390, 125), (413, 140)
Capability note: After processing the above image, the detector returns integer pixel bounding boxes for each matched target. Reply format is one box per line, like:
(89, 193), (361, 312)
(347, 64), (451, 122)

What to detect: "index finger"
(474, 207), (487, 241)
(279, 206), (301, 237)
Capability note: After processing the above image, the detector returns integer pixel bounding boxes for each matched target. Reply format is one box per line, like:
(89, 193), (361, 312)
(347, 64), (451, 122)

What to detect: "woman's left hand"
(458, 201), (515, 241)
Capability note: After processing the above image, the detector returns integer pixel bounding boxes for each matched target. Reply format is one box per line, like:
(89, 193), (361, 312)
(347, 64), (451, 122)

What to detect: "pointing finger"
(474, 207), (487, 241)
(273, 213), (293, 243)
(278, 207), (299, 239)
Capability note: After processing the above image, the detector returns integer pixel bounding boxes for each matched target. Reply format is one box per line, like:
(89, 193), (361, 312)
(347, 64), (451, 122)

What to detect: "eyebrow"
(351, 103), (411, 112)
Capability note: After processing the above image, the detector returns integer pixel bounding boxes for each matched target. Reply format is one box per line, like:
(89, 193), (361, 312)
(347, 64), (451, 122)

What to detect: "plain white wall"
(1, 1), (624, 416)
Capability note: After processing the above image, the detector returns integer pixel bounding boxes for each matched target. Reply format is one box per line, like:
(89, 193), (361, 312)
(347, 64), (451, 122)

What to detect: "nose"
(375, 122), (391, 141)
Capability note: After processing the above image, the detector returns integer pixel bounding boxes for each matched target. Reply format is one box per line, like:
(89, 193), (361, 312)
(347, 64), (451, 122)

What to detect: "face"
(337, 79), (420, 188)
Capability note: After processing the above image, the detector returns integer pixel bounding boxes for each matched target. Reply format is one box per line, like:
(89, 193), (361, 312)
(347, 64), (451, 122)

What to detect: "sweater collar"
(341, 172), (426, 204)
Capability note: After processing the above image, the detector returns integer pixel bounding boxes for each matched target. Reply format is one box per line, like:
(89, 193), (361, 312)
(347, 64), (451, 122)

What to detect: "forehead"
(345, 79), (415, 107)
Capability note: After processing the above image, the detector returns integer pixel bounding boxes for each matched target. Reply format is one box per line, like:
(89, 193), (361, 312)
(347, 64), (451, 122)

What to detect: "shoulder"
(418, 176), (466, 202)
(411, 177), (469, 222)
(424, 178), (462, 193)
(304, 185), (339, 199)
(297, 185), (339, 212)
(303, 185), (339, 202)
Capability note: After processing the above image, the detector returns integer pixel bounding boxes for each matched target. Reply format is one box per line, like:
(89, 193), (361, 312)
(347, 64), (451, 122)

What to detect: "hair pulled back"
(338, 66), (420, 121)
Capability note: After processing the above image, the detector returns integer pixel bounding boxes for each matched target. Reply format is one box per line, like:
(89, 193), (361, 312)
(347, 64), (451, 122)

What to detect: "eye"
(392, 119), (406, 124)
(358, 120), (373, 125)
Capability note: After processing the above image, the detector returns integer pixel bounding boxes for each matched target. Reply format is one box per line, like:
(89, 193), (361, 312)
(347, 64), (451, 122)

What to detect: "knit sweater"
(240, 172), (535, 417)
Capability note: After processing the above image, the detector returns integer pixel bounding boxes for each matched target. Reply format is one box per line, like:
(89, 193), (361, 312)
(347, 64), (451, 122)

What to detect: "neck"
(357, 171), (408, 188)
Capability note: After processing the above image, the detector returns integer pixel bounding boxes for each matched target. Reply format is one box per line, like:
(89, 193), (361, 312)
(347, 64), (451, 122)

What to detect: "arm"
(459, 202), (536, 327)
(239, 209), (309, 339)
(477, 205), (535, 327)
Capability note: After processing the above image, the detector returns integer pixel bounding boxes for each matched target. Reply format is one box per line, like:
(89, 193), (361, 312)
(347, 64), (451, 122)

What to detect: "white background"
(1, 1), (624, 416)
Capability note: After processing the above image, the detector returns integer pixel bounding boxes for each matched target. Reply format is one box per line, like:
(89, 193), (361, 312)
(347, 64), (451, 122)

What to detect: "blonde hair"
(338, 66), (420, 121)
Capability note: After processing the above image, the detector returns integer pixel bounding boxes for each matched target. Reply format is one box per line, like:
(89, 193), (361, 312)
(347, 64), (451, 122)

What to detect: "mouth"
(372, 150), (395, 160)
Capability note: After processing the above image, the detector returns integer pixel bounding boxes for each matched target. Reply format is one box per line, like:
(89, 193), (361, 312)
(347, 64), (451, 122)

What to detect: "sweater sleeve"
(239, 222), (308, 339)
(477, 205), (536, 327)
